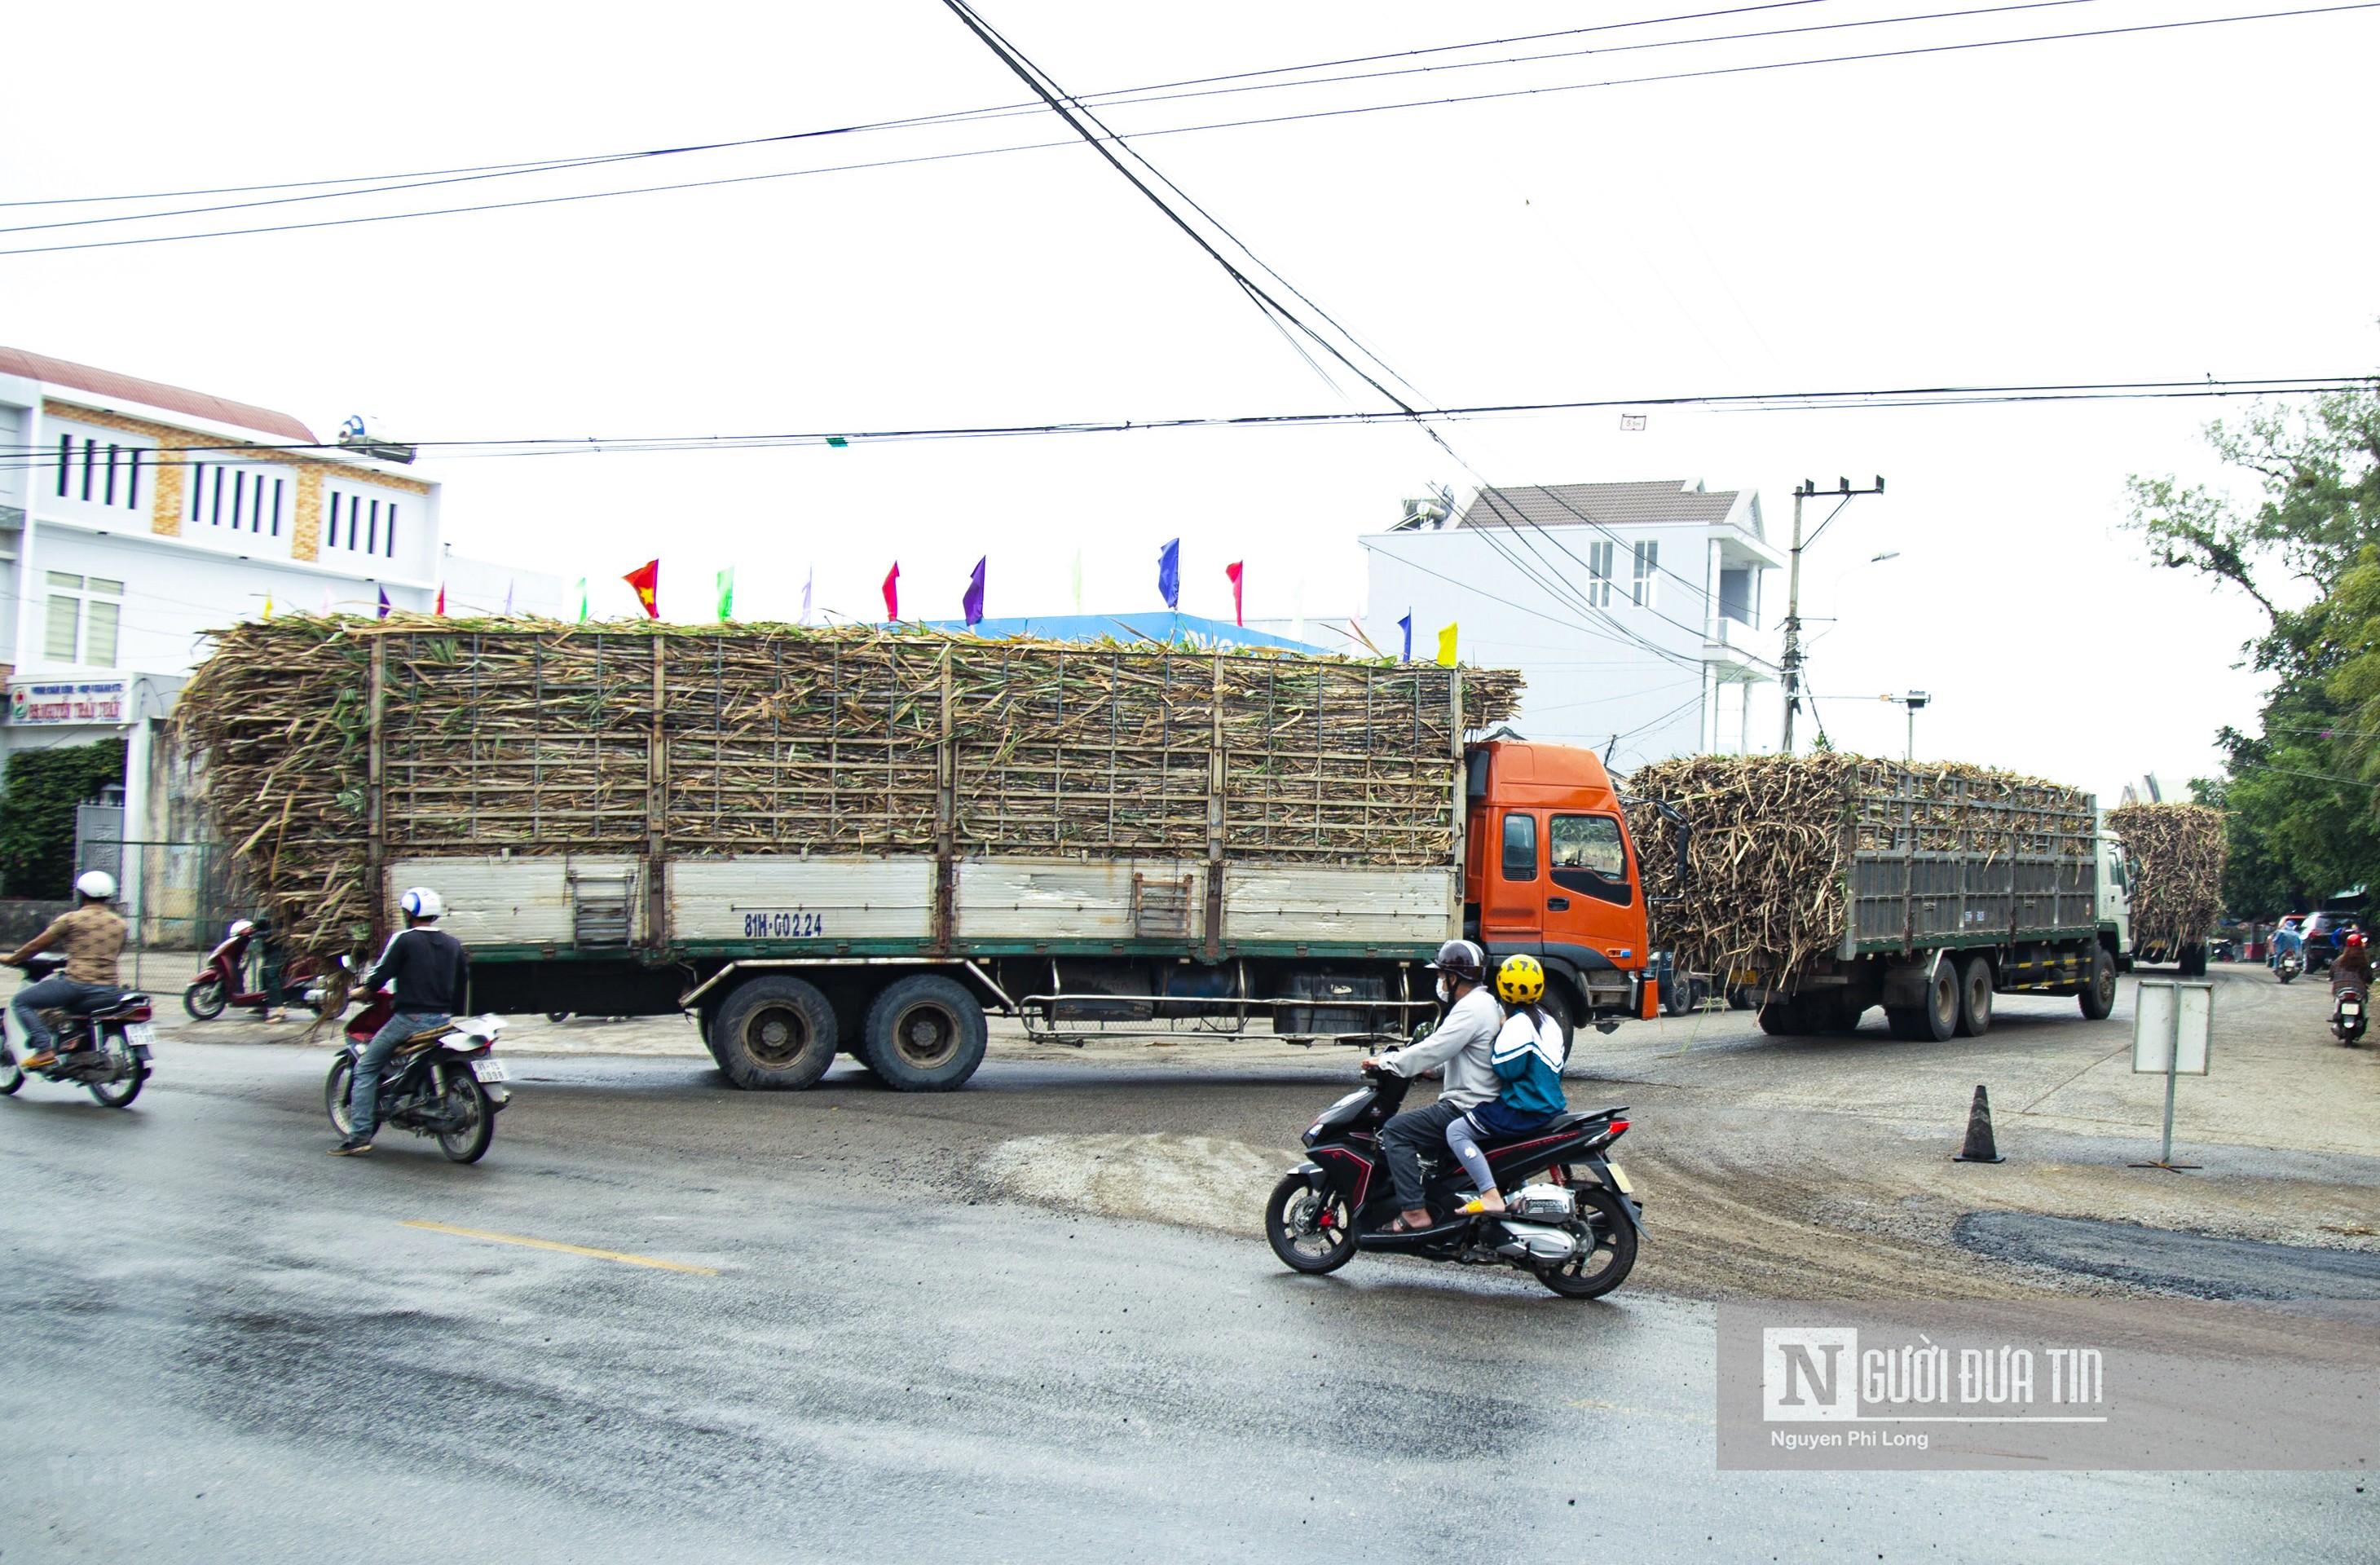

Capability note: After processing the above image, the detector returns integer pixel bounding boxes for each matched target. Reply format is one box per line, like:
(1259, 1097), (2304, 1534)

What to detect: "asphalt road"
(1, 1041), (2371, 1563)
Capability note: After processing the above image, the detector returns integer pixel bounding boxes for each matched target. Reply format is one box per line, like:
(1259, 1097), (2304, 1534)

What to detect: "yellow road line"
(399, 1220), (719, 1276)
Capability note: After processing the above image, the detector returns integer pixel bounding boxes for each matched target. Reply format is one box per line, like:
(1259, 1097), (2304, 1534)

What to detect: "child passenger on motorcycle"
(1444, 954), (1567, 1215)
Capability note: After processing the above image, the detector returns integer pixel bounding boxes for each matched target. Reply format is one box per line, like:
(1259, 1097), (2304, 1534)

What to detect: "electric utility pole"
(1778, 474), (1886, 754)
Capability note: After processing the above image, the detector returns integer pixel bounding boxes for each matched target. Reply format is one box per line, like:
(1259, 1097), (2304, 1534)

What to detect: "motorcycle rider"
(333, 887), (469, 1156)
(1360, 939), (1504, 1234)
(4, 871), (126, 1073)
(2331, 930), (2371, 993)
(1446, 954), (1568, 1215)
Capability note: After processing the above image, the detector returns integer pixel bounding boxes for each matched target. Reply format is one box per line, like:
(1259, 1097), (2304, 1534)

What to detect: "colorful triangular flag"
(1224, 562), (1244, 628)
(377, 587), (390, 619)
(716, 566), (734, 624)
(624, 559), (659, 619)
(1398, 612), (1413, 661)
(1436, 623), (1458, 668)
(1157, 539), (1179, 611)
(883, 562), (900, 622)
(963, 557), (985, 628)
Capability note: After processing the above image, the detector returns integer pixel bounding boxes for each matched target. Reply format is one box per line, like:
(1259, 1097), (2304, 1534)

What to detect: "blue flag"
(377, 587), (391, 619)
(963, 556), (986, 628)
(1397, 612), (1412, 661)
(1157, 538), (1180, 610)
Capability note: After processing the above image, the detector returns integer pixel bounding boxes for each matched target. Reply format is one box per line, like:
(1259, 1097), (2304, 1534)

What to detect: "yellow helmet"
(1496, 953), (1545, 1004)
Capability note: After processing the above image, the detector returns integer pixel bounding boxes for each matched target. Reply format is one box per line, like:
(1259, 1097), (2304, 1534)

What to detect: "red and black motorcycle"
(1264, 1065), (1642, 1298)
(183, 921), (322, 1021)
(322, 968), (510, 1163)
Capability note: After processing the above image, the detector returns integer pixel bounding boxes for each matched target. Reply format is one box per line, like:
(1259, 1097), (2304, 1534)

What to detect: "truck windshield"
(1550, 814), (1631, 905)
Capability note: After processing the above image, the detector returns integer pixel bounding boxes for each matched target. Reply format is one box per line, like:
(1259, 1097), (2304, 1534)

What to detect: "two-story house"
(1361, 478), (1783, 772)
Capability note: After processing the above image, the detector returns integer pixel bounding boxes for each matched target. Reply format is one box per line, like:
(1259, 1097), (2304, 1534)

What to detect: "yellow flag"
(1436, 623), (1457, 667)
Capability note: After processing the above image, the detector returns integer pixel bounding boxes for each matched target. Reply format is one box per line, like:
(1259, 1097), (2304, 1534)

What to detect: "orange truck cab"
(1463, 739), (1660, 1030)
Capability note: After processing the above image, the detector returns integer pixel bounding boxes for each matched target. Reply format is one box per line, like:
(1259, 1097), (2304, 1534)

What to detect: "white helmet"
(75, 870), (117, 902)
(399, 886), (444, 920)
(228, 918), (256, 939)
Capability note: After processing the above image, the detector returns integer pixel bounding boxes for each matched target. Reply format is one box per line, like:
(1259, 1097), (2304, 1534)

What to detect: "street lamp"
(1891, 690), (1930, 761)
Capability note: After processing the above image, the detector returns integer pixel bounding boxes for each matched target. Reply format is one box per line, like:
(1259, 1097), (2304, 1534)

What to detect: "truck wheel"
(1756, 999), (1806, 1037)
(1539, 981), (1576, 1053)
(861, 975), (988, 1091)
(1954, 956), (1994, 1038)
(2079, 946), (2117, 1020)
(1918, 959), (1960, 1041)
(1885, 1007), (1925, 1040)
(712, 976), (838, 1091)
(2178, 943), (2207, 977)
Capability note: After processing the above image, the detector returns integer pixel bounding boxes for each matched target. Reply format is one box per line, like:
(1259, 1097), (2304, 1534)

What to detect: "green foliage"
(2128, 384), (2380, 915)
(0, 738), (127, 900)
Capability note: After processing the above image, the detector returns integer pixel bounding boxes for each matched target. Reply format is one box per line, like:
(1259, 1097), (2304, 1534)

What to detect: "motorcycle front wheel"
(1265, 1173), (1357, 1274)
(1533, 1185), (1638, 1299)
(183, 979), (227, 1021)
(0, 1056), (21, 1096)
(324, 1056), (356, 1136)
(434, 1071), (495, 1164)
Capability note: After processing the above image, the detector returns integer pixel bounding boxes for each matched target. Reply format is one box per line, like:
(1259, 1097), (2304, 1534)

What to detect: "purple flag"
(1157, 538), (1180, 610)
(963, 557), (986, 628)
(377, 587), (391, 619)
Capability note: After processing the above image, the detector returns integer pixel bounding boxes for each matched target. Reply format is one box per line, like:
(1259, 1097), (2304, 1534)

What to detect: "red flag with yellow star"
(624, 559), (659, 619)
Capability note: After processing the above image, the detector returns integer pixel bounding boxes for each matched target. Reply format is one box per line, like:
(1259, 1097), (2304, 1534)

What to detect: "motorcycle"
(1265, 1065), (1642, 1298)
(2275, 948), (2304, 984)
(2332, 982), (2367, 1047)
(324, 979), (511, 1162)
(1, 954), (156, 1108)
(183, 924), (323, 1021)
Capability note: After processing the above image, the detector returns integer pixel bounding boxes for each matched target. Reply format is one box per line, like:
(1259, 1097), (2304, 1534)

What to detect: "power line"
(4, 2), (2371, 258)
(2, 375), (2356, 470)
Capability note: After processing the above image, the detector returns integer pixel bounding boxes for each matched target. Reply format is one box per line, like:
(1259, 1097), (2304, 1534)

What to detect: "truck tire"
(861, 975), (988, 1091)
(2178, 943), (2207, 977)
(1918, 959), (1959, 1041)
(2079, 946), (2117, 1021)
(1756, 999), (1807, 1037)
(1954, 955), (1994, 1038)
(712, 976), (839, 1091)
(1539, 981), (1576, 1054)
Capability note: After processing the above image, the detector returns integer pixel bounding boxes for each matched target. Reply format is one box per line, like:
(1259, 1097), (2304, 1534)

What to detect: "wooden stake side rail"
(176, 620), (1519, 954)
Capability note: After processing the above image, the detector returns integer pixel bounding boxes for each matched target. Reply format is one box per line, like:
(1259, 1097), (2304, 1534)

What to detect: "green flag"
(575, 578), (588, 623)
(716, 566), (734, 623)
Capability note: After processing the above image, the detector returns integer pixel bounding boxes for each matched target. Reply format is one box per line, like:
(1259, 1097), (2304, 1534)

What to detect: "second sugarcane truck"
(177, 622), (1669, 1091)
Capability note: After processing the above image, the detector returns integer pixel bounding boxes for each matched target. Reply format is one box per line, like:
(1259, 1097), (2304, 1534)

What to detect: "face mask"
(1435, 976), (1452, 1003)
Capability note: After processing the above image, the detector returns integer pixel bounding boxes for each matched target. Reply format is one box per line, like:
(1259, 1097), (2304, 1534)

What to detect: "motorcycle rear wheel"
(87, 1060), (145, 1109)
(324, 1056), (356, 1136)
(1532, 1186), (1637, 1298)
(0, 1057), (21, 1096)
(435, 1073), (495, 1164)
(183, 979), (227, 1021)
(1265, 1173), (1358, 1274)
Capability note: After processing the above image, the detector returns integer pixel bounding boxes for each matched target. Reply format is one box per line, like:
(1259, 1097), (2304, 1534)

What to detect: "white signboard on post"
(2132, 981), (2212, 1075)
(7, 678), (130, 726)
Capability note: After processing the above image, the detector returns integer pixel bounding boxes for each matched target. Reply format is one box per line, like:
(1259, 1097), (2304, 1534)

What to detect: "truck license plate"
(125, 1023), (156, 1047)
(742, 910), (824, 939)
(471, 1059), (506, 1083)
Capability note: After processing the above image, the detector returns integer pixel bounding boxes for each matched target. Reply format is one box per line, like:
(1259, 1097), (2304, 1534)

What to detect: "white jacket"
(1382, 984), (1505, 1109)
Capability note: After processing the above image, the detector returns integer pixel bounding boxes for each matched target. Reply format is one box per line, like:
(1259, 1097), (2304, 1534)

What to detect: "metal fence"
(73, 829), (236, 952)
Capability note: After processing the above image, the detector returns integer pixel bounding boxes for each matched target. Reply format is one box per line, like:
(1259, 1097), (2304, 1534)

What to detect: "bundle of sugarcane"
(175, 615), (1523, 956)
(1624, 753), (2094, 979)
(2105, 801), (2227, 949)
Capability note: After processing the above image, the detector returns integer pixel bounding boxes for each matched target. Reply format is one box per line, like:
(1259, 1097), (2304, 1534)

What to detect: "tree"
(0, 738), (127, 900)
(2130, 384), (2380, 913)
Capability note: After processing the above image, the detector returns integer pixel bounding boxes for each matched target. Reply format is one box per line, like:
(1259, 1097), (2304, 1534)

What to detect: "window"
(1631, 540), (1659, 607)
(1551, 814), (1632, 906)
(188, 463), (284, 536)
(52, 433), (145, 514)
(325, 487), (400, 558)
(1585, 540), (1614, 608)
(1719, 566), (1753, 626)
(43, 572), (123, 666)
(1501, 810), (1538, 882)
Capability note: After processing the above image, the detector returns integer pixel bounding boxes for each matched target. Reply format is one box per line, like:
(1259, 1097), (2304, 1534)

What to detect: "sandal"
(1385, 1214), (1435, 1234)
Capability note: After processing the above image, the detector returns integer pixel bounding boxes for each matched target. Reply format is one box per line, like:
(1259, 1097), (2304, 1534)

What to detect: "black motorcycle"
(324, 1013), (510, 1163)
(2333, 982), (2367, 1047)
(1265, 1066), (1642, 1298)
(0, 954), (156, 1108)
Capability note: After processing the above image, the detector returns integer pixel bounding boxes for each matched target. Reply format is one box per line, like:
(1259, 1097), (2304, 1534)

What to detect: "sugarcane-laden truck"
(177, 620), (1666, 1091)
(1624, 756), (2132, 1039)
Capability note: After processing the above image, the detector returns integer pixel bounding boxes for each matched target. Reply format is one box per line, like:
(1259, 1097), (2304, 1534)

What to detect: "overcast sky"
(6, 0), (2374, 800)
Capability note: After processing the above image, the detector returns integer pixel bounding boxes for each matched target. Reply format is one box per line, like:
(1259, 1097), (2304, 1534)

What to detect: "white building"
(0, 345), (563, 910)
(1359, 479), (1784, 772)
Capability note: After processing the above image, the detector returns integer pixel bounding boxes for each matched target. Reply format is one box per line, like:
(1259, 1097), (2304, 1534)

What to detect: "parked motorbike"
(2275, 949), (2304, 984)
(1, 954), (156, 1107)
(324, 981), (510, 1162)
(1265, 1065), (1642, 1298)
(184, 923), (322, 1021)
(2332, 982), (2367, 1047)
